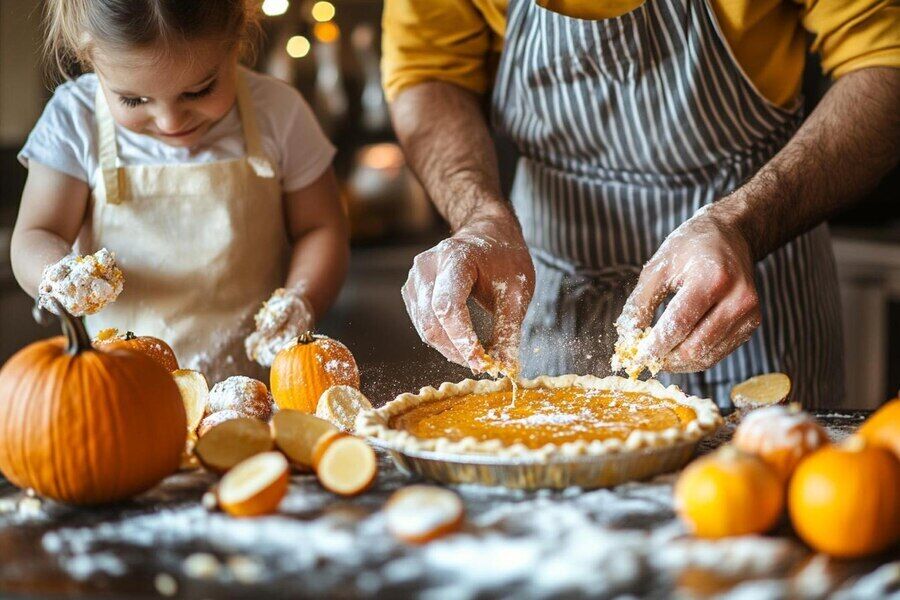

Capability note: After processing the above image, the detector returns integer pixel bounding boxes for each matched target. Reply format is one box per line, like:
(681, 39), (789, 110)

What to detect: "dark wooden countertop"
(1, 412), (898, 600)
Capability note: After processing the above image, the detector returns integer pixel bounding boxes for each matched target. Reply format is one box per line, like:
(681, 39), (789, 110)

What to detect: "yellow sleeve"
(800, 0), (900, 78)
(381, 0), (506, 102)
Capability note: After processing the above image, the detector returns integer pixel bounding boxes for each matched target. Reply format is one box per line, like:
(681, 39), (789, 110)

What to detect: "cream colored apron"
(81, 72), (289, 382)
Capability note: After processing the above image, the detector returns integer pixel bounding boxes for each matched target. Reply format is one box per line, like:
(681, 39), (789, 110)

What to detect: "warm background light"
(286, 35), (311, 58)
(262, 0), (289, 17)
(313, 22), (340, 43)
(311, 1), (336, 22)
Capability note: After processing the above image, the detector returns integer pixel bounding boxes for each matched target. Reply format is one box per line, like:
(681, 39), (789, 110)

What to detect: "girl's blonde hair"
(44, 0), (262, 80)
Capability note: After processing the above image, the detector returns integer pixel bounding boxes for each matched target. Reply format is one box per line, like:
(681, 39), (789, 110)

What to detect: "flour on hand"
(39, 248), (124, 316)
(245, 288), (314, 367)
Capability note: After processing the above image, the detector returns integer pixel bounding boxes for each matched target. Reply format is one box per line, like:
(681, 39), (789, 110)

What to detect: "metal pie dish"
(357, 374), (723, 490)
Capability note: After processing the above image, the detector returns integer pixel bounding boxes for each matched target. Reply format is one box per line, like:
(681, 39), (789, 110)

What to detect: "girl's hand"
(402, 214), (535, 374)
(38, 248), (124, 317)
(245, 287), (315, 367)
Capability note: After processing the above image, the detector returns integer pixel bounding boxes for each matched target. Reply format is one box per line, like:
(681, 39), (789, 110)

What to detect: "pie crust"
(356, 375), (722, 460)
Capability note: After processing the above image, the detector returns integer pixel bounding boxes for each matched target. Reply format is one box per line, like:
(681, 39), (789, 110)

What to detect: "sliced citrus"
(316, 385), (373, 432)
(315, 436), (378, 496)
(385, 485), (465, 544)
(730, 373), (791, 409)
(271, 409), (338, 469)
(218, 452), (289, 517)
(195, 417), (273, 473)
(172, 369), (209, 434)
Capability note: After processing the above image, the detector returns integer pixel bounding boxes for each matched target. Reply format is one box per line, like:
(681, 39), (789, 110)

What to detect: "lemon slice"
(730, 373), (792, 409)
(173, 369), (209, 434)
(315, 436), (378, 496)
(316, 385), (373, 432)
(385, 485), (465, 544)
(195, 417), (273, 473)
(271, 410), (338, 469)
(218, 452), (289, 517)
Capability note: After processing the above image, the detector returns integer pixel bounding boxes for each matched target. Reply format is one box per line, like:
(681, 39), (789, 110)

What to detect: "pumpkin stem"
(297, 331), (316, 345)
(44, 299), (92, 355)
(124, 331), (137, 340)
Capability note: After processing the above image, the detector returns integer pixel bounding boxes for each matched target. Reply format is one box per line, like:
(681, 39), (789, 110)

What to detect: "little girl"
(12, 0), (349, 381)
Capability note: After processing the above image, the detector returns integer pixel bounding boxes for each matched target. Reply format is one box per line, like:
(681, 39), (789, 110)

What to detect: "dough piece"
(39, 248), (124, 316)
(316, 385), (373, 432)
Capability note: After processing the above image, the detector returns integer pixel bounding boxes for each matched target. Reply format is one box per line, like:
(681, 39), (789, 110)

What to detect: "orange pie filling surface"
(389, 386), (698, 449)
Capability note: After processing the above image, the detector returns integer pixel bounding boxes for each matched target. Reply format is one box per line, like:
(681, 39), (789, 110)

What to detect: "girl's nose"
(154, 108), (191, 134)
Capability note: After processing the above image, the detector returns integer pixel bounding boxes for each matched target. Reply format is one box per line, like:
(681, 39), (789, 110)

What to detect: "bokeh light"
(313, 22), (340, 43)
(311, 1), (336, 22)
(262, 0), (289, 17)
(286, 35), (311, 58)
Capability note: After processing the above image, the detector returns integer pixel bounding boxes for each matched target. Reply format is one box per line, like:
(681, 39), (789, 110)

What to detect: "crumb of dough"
(39, 249), (124, 316)
(611, 321), (662, 380)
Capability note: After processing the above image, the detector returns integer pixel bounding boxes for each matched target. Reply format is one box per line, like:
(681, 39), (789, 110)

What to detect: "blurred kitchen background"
(1, 0), (897, 408)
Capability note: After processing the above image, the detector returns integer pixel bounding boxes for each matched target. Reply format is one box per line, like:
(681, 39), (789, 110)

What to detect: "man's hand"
(403, 213), (535, 373)
(619, 205), (761, 372)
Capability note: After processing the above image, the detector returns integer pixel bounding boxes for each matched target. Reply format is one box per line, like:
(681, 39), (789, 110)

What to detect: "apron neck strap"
(95, 84), (124, 204)
(235, 69), (275, 178)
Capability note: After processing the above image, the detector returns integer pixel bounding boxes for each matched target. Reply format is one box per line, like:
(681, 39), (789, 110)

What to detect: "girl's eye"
(183, 79), (218, 100)
(119, 96), (148, 108)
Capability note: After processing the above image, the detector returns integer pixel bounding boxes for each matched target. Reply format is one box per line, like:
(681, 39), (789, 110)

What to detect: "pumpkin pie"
(357, 375), (722, 460)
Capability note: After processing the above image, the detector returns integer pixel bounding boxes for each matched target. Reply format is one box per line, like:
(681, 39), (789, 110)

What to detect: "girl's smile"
(92, 39), (239, 148)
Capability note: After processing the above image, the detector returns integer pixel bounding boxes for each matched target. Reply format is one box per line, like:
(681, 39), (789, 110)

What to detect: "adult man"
(384, 0), (899, 407)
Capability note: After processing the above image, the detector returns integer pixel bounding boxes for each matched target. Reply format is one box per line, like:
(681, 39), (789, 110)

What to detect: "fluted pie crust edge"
(355, 374), (723, 460)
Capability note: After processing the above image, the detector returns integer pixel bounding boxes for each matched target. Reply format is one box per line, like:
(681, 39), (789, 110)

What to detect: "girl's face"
(92, 38), (239, 148)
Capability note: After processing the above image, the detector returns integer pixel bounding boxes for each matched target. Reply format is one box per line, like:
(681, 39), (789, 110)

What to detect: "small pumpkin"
(789, 436), (900, 558)
(733, 403), (829, 481)
(858, 397), (900, 458)
(270, 332), (360, 413)
(93, 328), (179, 372)
(0, 302), (186, 504)
(674, 446), (784, 539)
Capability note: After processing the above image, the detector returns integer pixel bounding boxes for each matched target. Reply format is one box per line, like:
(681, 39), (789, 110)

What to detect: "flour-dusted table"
(1, 413), (898, 599)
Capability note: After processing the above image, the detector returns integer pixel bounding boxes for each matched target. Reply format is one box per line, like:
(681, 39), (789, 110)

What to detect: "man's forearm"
(717, 67), (900, 260)
(390, 81), (514, 231)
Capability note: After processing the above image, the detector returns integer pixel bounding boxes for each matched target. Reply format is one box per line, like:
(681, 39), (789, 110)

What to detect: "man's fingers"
(641, 270), (731, 360)
(487, 277), (532, 368)
(664, 287), (760, 372)
(403, 257), (467, 366)
(431, 254), (487, 371)
(619, 263), (669, 331)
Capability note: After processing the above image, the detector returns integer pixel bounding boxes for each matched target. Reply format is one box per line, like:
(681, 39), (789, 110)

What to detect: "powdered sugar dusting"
(206, 376), (272, 422)
(39, 248), (123, 316)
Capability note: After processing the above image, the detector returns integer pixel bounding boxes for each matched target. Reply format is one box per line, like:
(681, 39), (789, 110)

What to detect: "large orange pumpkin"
(789, 436), (900, 558)
(674, 446), (784, 538)
(270, 332), (360, 413)
(732, 404), (829, 481)
(0, 303), (186, 504)
(858, 397), (900, 458)
(93, 328), (179, 372)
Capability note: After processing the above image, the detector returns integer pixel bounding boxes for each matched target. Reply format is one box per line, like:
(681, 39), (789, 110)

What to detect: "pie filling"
(389, 386), (698, 449)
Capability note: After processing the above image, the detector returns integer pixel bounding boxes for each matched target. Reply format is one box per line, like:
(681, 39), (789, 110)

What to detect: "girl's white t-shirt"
(18, 67), (335, 193)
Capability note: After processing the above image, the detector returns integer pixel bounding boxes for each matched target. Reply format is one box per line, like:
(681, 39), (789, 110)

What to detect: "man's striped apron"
(491, 0), (844, 408)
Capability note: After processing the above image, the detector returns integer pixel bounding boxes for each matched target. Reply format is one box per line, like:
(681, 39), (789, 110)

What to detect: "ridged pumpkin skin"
(858, 398), (900, 458)
(270, 333), (360, 413)
(94, 330), (179, 372)
(733, 404), (829, 481)
(789, 438), (900, 558)
(674, 447), (784, 538)
(0, 336), (186, 505)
